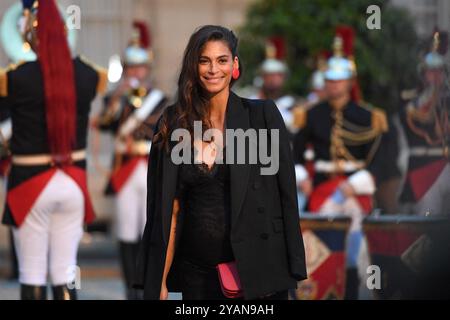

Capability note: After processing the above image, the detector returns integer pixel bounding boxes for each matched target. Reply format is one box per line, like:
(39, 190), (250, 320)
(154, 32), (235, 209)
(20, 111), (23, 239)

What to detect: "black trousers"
(180, 259), (288, 300)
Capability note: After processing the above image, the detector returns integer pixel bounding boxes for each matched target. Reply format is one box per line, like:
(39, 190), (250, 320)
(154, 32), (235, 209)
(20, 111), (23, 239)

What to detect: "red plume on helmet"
(266, 36), (286, 60)
(37, 0), (77, 163)
(432, 27), (448, 55)
(335, 25), (355, 57)
(132, 21), (151, 49)
(335, 25), (361, 103)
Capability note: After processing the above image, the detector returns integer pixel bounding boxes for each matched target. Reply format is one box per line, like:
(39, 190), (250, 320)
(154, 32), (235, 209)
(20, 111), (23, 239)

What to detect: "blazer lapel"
(226, 91), (252, 231)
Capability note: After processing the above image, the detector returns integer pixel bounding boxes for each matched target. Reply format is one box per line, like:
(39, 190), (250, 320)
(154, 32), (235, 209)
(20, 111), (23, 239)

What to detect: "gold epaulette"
(292, 106), (307, 130)
(371, 108), (388, 133)
(359, 100), (375, 111)
(79, 55), (108, 95)
(0, 68), (7, 97)
(0, 61), (25, 97)
(359, 101), (389, 133)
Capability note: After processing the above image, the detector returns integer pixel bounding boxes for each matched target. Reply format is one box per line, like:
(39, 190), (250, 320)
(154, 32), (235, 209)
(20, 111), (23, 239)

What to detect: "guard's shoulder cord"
(0, 61), (25, 97)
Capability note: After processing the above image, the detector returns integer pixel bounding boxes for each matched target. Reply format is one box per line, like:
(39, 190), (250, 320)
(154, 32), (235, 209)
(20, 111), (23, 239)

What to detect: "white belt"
(115, 140), (151, 156)
(314, 160), (365, 173)
(12, 150), (87, 166)
(409, 147), (444, 157)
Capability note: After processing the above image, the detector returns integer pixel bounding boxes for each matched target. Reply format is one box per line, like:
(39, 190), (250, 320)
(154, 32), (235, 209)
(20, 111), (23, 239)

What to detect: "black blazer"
(135, 91), (307, 299)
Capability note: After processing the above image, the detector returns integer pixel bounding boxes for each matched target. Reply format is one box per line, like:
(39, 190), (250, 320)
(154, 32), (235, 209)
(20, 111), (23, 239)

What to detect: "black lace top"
(176, 147), (234, 268)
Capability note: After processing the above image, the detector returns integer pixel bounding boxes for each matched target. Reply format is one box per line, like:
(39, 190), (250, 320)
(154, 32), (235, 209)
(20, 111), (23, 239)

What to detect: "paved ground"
(0, 231), (184, 300)
(0, 227), (371, 301)
(0, 231), (121, 300)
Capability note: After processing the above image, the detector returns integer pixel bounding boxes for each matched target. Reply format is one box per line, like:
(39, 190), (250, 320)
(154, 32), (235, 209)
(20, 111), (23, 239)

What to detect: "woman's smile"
(203, 75), (225, 85)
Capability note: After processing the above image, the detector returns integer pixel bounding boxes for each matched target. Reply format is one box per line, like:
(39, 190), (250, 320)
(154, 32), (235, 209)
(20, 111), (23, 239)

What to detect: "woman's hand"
(160, 282), (168, 300)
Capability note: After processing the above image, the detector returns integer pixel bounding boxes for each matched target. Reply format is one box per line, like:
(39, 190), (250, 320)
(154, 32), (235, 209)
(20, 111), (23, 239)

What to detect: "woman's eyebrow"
(199, 54), (230, 60)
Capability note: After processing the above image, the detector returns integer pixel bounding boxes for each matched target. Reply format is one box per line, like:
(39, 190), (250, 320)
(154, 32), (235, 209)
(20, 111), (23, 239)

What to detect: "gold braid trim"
(0, 61), (26, 97)
(330, 107), (387, 172)
(359, 101), (388, 132)
(98, 98), (121, 126)
(96, 68), (108, 95)
(371, 108), (388, 133)
(292, 107), (307, 130)
(0, 68), (7, 97)
(406, 89), (439, 124)
(79, 55), (108, 94)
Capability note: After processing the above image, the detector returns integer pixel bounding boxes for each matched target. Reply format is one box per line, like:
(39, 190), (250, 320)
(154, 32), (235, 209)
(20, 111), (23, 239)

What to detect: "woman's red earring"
(232, 68), (240, 80)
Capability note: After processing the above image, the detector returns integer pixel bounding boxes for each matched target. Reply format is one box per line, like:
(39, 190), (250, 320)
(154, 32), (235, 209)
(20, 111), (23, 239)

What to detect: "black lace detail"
(176, 152), (233, 268)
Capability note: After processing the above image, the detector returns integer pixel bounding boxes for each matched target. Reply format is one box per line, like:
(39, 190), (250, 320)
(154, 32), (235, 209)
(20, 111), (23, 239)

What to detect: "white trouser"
(319, 197), (364, 232)
(412, 164), (450, 216)
(115, 160), (147, 242)
(12, 170), (84, 286)
(319, 197), (365, 268)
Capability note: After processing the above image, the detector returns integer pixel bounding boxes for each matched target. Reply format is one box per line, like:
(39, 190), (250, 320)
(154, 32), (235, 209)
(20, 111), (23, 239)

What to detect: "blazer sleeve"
(263, 100), (307, 281)
(133, 114), (164, 290)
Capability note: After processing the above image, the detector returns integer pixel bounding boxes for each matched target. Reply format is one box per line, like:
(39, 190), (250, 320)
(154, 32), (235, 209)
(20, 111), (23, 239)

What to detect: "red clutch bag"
(216, 261), (244, 299)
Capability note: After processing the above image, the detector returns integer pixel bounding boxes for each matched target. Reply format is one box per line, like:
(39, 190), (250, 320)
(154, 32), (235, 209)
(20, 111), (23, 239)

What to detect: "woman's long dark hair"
(156, 25), (241, 151)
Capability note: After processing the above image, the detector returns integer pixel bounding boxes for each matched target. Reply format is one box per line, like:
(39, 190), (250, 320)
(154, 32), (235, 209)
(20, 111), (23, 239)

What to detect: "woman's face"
(198, 40), (238, 95)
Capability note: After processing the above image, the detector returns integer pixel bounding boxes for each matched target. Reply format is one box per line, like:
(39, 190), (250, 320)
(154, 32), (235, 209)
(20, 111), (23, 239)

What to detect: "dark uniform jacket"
(293, 100), (394, 187)
(0, 56), (106, 226)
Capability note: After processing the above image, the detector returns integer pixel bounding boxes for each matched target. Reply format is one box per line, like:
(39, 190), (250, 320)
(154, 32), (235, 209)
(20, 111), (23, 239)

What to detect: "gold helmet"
(423, 30), (448, 70)
(0, 0), (77, 63)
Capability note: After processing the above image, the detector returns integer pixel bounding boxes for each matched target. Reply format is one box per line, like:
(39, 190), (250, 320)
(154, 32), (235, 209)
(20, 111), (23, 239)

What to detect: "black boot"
(9, 230), (19, 281)
(20, 284), (47, 300)
(52, 285), (78, 300)
(118, 241), (141, 300)
(344, 267), (360, 300)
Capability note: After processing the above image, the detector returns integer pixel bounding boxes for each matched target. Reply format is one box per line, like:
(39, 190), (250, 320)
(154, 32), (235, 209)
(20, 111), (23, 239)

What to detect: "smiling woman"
(135, 25), (307, 300)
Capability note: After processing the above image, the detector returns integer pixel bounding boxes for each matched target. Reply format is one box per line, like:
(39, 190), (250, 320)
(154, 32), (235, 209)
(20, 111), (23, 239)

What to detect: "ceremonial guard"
(292, 52), (330, 213)
(304, 51), (329, 108)
(249, 37), (302, 135)
(93, 21), (167, 299)
(399, 30), (449, 216)
(293, 26), (389, 299)
(0, 0), (107, 299)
